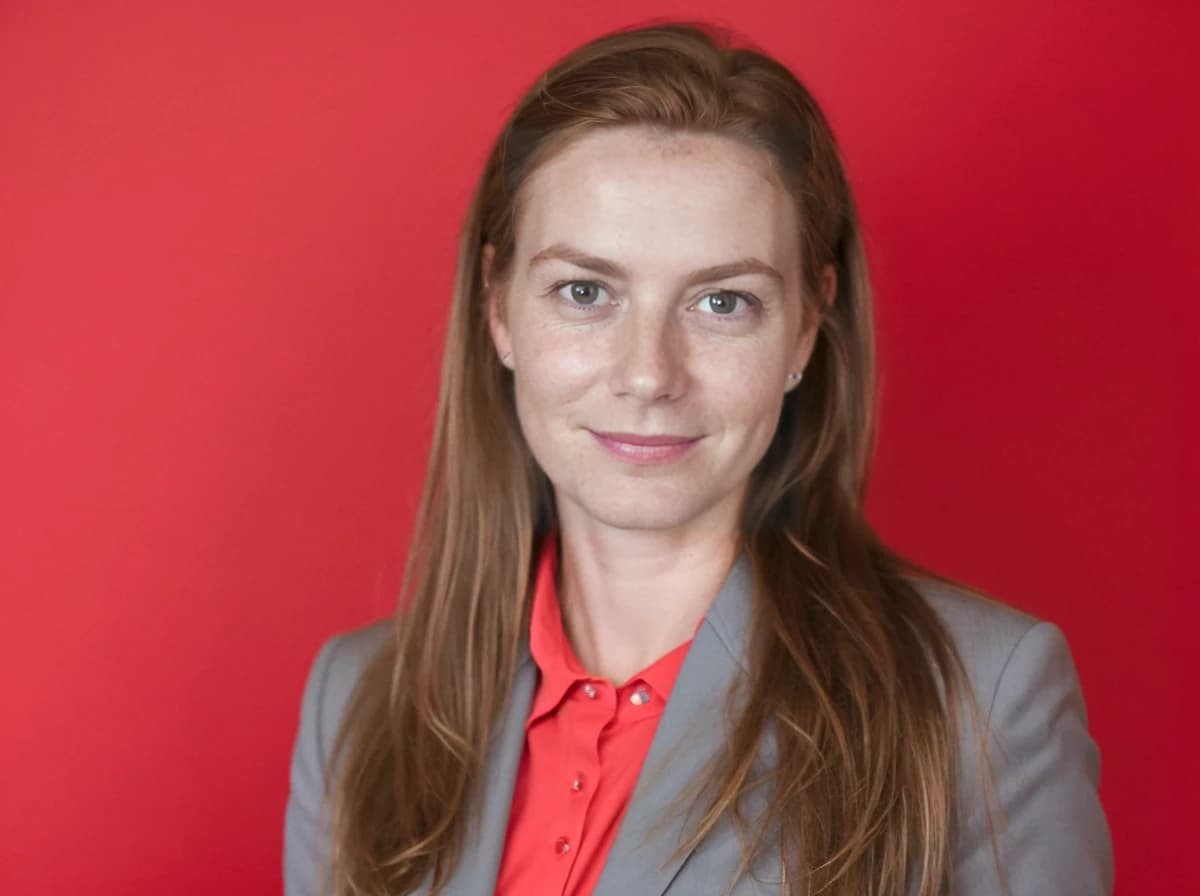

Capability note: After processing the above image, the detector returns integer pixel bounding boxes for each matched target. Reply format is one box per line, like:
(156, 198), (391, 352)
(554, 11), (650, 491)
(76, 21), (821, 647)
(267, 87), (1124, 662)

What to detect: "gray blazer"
(284, 554), (1113, 895)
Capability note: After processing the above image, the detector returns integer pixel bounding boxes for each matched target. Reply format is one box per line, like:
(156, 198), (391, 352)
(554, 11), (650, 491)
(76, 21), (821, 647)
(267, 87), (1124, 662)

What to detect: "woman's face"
(484, 125), (829, 536)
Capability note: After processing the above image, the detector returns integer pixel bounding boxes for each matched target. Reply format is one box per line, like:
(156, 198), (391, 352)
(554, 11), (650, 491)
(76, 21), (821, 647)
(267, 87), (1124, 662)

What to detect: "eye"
(553, 280), (613, 309)
(695, 290), (757, 317)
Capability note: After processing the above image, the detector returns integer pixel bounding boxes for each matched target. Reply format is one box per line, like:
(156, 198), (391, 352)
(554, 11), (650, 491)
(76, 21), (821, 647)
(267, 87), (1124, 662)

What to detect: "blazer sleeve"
(954, 620), (1114, 895)
(284, 635), (340, 896)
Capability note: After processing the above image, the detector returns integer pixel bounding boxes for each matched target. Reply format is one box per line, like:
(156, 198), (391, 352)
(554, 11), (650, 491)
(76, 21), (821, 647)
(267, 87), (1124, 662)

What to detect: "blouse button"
(581, 682), (598, 699)
(570, 772), (586, 792)
(629, 686), (651, 706)
(554, 836), (572, 855)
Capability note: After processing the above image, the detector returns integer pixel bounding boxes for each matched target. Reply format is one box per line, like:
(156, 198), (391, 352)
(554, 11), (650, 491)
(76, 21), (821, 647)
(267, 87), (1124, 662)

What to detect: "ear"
(481, 242), (513, 368)
(819, 262), (837, 311)
(787, 263), (836, 382)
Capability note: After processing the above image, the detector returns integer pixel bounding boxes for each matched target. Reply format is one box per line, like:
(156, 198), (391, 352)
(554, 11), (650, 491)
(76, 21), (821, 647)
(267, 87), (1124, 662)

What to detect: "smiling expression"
(484, 125), (823, 535)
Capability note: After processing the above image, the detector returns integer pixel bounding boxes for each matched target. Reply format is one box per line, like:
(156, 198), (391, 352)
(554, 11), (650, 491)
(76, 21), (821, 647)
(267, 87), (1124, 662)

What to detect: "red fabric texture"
(494, 530), (697, 895)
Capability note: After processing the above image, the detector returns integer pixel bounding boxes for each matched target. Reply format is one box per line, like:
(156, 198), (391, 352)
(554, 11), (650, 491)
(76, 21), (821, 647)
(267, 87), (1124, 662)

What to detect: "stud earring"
(501, 350), (513, 368)
(786, 370), (802, 392)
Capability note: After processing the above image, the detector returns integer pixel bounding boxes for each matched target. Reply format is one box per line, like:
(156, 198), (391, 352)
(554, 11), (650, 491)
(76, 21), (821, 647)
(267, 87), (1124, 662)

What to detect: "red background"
(1, 2), (1195, 893)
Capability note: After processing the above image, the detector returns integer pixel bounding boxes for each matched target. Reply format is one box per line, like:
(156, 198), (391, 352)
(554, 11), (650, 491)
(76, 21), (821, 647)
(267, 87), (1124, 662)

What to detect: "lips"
(588, 430), (699, 446)
(586, 429), (702, 465)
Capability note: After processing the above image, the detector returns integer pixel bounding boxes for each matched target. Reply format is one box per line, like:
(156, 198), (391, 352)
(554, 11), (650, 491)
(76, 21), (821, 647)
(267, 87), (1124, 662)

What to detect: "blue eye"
(696, 291), (755, 316)
(548, 281), (758, 320)
(554, 280), (611, 308)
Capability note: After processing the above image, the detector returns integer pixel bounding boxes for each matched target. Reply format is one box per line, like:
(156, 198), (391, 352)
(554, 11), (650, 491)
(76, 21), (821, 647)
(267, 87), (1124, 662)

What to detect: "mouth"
(586, 429), (702, 464)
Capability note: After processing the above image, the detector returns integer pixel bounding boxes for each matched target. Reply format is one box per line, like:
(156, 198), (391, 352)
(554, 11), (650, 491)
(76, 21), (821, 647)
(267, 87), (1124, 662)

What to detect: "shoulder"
(285, 619), (391, 894)
(903, 575), (1113, 893)
(301, 619), (393, 762)
(316, 619), (392, 696)
(904, 574), (1050, 714)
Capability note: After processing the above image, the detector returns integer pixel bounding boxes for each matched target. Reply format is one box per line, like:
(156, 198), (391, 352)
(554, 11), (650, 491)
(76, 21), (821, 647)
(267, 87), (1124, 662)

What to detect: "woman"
(284, 20), (1113, 896)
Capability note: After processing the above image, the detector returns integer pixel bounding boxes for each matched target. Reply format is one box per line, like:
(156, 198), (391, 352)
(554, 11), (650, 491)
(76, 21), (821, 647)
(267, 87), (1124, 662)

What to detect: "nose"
(609, 302), (688, 401)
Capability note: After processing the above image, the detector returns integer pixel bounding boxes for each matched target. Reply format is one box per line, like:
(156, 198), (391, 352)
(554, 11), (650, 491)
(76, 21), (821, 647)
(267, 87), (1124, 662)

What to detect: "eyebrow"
(527, 242), (785, 288)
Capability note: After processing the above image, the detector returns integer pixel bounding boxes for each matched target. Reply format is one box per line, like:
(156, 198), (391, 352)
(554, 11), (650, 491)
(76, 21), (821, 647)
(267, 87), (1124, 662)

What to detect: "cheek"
(511, 338), (595, 440)
(704, 352), (783, 418)
(516, 325), (603, 404)
(705, 368), (787, 461)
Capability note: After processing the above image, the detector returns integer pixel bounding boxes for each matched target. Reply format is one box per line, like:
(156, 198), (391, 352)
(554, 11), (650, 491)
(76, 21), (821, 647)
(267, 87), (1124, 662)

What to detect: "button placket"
(551, 678), (614, 881)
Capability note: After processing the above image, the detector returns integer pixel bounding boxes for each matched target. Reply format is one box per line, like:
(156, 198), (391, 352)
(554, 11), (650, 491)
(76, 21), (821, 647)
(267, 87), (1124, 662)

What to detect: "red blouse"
(494, 530), (697, 895)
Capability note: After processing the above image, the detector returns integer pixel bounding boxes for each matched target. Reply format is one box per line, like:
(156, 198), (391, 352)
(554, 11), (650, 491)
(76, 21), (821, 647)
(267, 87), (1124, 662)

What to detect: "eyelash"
(547, 280), (760, 319)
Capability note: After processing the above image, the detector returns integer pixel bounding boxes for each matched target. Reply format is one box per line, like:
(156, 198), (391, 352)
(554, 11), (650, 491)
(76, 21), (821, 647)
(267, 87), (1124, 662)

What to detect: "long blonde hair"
(329, 19), (1002, 896)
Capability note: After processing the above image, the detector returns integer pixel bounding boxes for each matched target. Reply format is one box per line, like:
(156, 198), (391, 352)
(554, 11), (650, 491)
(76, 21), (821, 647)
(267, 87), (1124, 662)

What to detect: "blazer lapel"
(427, 548), (757, 896)
(431, 646), (539, 895)
(592, 550), (757, 896)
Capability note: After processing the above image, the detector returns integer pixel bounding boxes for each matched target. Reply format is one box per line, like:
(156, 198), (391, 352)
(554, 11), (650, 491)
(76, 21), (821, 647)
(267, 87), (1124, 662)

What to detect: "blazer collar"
(433, 544), (757, 896)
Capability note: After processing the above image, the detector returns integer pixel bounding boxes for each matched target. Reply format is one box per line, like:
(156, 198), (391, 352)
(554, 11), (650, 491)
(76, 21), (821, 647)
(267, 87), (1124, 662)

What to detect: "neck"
(554, 514), (740, 685)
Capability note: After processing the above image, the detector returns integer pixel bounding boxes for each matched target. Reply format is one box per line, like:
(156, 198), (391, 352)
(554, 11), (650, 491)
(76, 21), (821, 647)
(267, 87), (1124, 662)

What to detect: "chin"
(569, 482), (710, 532)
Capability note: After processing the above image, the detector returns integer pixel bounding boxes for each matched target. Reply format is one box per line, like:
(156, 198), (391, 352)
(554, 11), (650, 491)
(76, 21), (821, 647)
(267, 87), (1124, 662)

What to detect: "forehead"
(516, 126), (800, 279)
